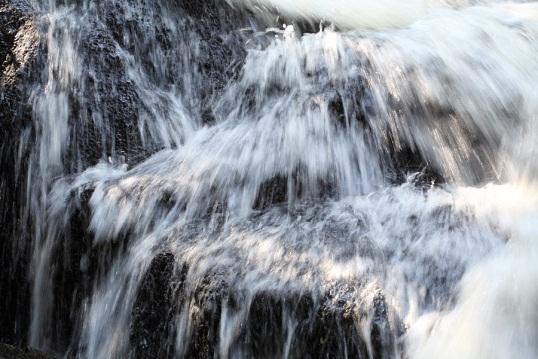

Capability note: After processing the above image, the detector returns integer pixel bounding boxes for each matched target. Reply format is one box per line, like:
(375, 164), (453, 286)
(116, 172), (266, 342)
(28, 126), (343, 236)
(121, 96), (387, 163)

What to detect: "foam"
(235, 0), (484, 28)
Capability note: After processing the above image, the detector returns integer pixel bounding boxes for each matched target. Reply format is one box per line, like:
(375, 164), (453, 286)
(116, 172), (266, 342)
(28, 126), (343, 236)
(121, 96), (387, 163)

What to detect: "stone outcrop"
(0, 0), (42, 344)
(0, 0), (254, 352)
(1, 0), (430, 357)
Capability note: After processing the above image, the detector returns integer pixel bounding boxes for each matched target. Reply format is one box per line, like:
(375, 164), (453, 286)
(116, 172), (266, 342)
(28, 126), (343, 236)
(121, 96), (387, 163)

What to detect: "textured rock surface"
(127, 252), (401, 359)
(0, 0), (254, 352)
(0, 0), (431, 356)
(0, 0), (42, 344)
(0, 344), (55, 359)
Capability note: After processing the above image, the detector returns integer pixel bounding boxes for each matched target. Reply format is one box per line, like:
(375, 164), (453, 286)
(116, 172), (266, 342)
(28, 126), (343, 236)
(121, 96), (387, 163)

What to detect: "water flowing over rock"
(1, 0), (538, 358)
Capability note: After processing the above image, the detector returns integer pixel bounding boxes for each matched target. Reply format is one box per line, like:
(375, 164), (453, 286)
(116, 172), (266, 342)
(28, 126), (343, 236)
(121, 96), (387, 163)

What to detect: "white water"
(18, 0), (538, 357)
(408, 185), (538, 359)
(234, 0), (519, 29)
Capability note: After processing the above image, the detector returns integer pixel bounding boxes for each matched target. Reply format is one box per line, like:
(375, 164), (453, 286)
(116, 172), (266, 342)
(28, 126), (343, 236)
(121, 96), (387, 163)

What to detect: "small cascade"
(1, 0), (537, 358)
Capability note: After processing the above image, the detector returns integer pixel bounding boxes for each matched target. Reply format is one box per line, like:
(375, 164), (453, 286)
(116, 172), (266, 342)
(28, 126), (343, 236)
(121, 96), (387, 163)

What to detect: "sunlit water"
(16, 0), (538, 357)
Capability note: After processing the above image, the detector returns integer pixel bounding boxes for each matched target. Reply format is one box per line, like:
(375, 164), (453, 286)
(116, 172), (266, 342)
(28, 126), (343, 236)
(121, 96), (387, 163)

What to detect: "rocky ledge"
(0, 344), (55, 359)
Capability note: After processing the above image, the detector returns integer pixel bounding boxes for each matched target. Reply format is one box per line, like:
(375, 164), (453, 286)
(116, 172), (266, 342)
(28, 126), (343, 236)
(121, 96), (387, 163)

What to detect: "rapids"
(1, 0), (538, 358)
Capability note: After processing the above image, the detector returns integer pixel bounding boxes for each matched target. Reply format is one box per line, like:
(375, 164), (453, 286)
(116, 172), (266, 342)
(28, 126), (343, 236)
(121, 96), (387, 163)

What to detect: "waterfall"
(1, 0), (537, 358)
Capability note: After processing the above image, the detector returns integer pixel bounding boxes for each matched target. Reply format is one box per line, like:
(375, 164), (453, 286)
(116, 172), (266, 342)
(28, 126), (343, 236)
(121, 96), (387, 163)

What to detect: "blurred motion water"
(4, 0), (538, 357)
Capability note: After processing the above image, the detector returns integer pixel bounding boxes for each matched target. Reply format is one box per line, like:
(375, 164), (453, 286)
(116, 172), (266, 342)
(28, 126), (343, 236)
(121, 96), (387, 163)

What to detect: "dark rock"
(0, 343), (55, 359)
(0, 0), (254, 351)
(254, 173), (338, 210)
(129, 253), (401, 358)
(175, 0), (255, 124)
(0, 0), (41, 346)
(0, 0), (42, 134)
(1, 0), (414, 357)
(130, 253), (185, 359)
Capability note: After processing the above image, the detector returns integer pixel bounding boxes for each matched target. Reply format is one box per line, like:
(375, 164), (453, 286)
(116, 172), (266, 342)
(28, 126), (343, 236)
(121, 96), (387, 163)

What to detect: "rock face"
(128, 252), (400, 359)
(0, 0), (41, 130)
(0, 0), (435, 357)
(0, 343), (55, 359)
(0, 0), (42, 345)
(0, 0), (256, 353)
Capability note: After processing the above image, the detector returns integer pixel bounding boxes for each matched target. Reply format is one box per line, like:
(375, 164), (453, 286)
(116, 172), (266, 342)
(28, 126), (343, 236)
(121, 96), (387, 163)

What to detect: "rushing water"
(8, 0), (538, 357)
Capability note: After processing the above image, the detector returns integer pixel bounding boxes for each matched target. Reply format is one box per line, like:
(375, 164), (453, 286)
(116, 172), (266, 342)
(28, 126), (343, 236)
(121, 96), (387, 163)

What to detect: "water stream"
(9, 0), (538, 357)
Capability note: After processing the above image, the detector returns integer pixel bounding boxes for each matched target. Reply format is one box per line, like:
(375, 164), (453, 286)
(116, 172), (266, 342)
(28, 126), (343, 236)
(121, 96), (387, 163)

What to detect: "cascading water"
(1, 0), (537, 358)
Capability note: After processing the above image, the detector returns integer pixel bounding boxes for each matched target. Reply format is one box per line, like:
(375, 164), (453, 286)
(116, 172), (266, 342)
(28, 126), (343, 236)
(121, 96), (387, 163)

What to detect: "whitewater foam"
(13, 0), (538, 357)
(408, 184), (538, 359)
(236, 0), (520, 29)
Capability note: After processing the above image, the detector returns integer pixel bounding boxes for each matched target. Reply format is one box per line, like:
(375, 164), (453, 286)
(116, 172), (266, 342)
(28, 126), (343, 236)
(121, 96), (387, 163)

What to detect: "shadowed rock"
(0, 0), (42, 345)
(0, 343), (55, 359)
(0, 0), (254, 351)
(129, 254), (402, 358)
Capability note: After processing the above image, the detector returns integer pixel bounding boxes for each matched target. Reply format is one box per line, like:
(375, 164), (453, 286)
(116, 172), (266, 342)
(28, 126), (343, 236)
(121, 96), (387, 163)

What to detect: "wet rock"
(0, 343), (55, 359)
(0, 0), (42, 118)
(175, 0), (256, 124)
(0, 0), (253, 350)
(1, 0), (417, 357)
(0, 0), (42, 141)
(0, 0), (41, 345)
(129, 254), (401, 358)
(130, 253), (184, 359)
